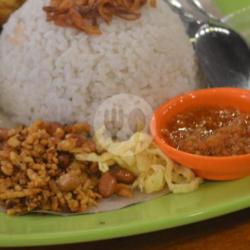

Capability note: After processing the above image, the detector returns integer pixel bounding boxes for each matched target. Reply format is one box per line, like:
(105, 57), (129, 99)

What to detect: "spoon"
(167, 0), (250, 88)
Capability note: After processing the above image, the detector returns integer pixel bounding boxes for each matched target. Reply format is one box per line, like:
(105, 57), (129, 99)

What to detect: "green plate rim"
(0, 183), (250, 248)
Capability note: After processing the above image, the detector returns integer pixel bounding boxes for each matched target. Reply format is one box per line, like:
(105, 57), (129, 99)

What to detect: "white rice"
(0, 0), (201, 125)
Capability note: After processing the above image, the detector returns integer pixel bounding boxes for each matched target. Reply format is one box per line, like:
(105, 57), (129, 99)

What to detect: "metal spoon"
(167, 0), (250, 88)
(188, 0), (217, 19)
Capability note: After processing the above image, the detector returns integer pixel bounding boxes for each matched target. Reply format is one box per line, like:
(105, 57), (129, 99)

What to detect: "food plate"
(0, 1), (250, 248)
(222, 6), (250, 43)
(0, 176), (250, 247)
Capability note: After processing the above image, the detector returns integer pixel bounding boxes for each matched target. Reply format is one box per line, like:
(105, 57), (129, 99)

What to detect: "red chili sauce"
(162, 107), (250, 156)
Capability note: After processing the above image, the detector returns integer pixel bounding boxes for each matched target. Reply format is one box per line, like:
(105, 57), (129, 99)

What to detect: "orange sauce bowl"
(151, 88), (250, 180)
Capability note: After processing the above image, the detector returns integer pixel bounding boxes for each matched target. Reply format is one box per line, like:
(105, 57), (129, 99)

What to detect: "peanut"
(110, 166), (136, 184)
(58, 152), (72, 168)
(98, 172), (117, 198)
(57, 173), (81, 192)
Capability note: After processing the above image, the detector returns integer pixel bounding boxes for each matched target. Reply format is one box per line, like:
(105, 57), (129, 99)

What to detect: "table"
(2, 208), (250, 250)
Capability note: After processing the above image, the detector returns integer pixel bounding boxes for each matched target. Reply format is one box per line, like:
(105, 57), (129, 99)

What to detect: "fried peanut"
(58, 152), (72, 168)
(98, 172), (117, 198)
(57, 173), (81, 192)
(110, 166), (136, 184)
(115, 184), (133, 198)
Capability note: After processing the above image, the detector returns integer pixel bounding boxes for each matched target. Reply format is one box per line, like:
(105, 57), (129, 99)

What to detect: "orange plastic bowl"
(151, 88), (250, 180)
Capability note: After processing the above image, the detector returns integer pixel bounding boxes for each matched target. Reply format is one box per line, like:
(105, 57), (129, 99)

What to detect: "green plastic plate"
(215, 0), (250, 15)
(0, 177), (250, 247)
(0, 0), (250, 247)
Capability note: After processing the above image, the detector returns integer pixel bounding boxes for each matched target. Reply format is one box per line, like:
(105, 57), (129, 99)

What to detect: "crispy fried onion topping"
(43, 0), (156, 35)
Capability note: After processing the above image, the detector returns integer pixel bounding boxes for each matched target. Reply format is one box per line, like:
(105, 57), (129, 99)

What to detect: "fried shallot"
(43, 0), (156, 35)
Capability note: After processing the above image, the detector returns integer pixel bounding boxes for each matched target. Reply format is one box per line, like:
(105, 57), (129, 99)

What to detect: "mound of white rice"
(0, 0), (201, 125)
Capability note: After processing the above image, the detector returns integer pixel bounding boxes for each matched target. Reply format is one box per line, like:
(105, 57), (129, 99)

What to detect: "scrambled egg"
(76, 131), (203, 194)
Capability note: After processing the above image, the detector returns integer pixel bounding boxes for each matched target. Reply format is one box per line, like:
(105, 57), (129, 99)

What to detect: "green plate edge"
(214, 0), (250, 15)
(0, 177), (250, 247)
